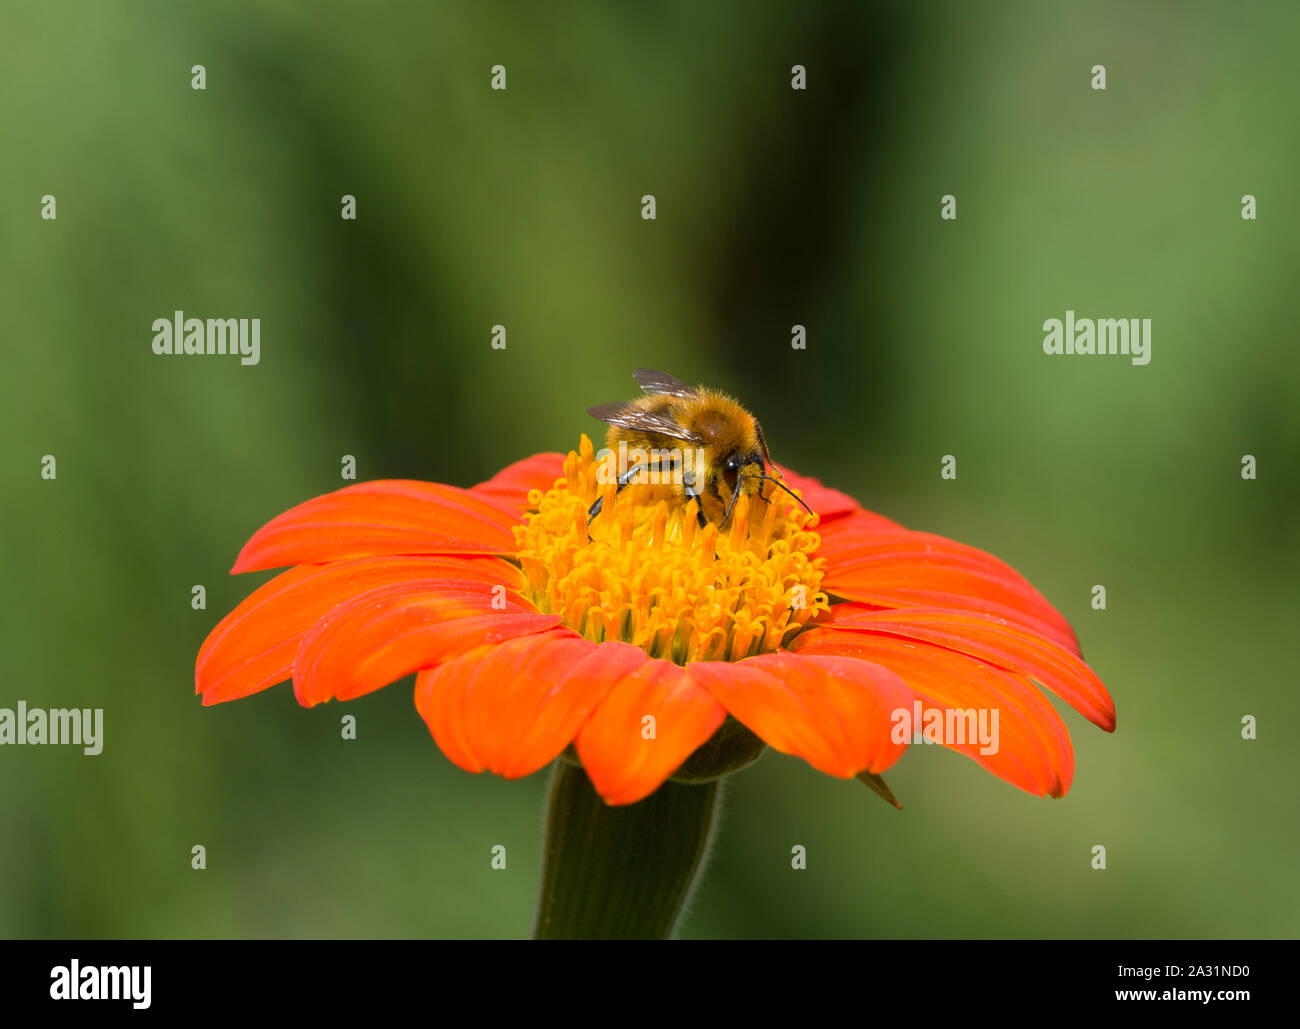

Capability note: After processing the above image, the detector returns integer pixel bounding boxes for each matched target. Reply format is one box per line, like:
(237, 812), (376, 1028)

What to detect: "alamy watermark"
(50, 960), (150, 1009)
(152, 310), (260, 365)
(891, 700), (999, 755)
(0, 702), (102, 754)
(595, 441), (708, 485)
(1043, 310), (1151, 366)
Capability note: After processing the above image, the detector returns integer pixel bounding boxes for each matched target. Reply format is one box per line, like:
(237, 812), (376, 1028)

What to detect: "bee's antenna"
(757, 474), (815, 518)
(721, 474), (743, 527)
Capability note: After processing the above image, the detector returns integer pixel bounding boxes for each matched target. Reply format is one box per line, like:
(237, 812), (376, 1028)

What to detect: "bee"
(586, 368), (813, 528)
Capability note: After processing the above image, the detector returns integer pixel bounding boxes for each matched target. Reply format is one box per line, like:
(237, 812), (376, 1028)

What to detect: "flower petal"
(470, 452), (565, 513)
(414, 634), (647, 779)
(813, 506), (907, 538)
(793, 629), (1074, 796)
(231, 480), (523, 573)
(576, 660), (726, 806)
(292, 581), (558, 706)
(769, 464), (879, 523)
(688, 653), (911, 779)
(195, 556), (523, 705)
(820, 605), (1115, 732)
(819, 528), (1080, 654)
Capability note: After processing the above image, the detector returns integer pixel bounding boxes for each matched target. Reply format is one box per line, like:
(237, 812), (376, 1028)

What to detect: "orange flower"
(196, 437), (1114, 805)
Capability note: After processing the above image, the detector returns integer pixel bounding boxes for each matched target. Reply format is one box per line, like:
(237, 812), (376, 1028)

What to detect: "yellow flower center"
(513, 435), (830, 664)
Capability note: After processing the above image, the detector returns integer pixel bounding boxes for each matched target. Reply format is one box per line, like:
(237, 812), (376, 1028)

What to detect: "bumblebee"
(587, 368), (812, 528)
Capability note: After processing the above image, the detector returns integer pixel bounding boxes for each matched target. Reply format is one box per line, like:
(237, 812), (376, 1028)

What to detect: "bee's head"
(720, 451), (814, 527)
(722, 451), (766, 498)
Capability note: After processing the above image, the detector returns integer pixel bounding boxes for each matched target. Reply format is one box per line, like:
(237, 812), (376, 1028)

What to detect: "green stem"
(532, 761), (719, 939)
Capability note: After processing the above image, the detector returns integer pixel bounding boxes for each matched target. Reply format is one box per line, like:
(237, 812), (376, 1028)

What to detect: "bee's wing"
(587, 402), (703, 444)
(633, 368), (697, 398)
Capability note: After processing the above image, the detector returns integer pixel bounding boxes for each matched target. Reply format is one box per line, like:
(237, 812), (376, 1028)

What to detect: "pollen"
(513, 435), (830, 663)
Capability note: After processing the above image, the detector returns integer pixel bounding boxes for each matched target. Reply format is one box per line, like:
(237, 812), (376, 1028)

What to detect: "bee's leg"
(618, 463), (647, 489)
(589, 463), (648, 526)
(682, 471), (708, 529)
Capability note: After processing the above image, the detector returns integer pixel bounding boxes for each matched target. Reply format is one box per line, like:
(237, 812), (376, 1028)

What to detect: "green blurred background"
(3, 0), (1297, 939)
